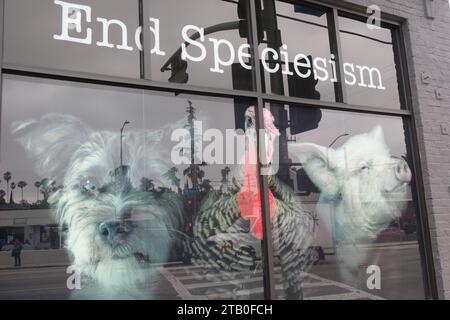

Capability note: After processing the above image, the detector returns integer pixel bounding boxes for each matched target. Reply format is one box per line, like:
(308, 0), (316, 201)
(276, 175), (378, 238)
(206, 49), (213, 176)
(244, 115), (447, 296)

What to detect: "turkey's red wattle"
(237, 162), (275, 240)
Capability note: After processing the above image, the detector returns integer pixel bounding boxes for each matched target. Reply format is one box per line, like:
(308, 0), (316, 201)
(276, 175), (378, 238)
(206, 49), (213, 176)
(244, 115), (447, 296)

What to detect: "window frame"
(0, 0), (438, 300)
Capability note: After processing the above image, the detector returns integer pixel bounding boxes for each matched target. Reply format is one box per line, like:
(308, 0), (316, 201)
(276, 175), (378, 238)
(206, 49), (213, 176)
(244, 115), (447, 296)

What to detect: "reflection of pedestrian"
(11, 239), (23, 267)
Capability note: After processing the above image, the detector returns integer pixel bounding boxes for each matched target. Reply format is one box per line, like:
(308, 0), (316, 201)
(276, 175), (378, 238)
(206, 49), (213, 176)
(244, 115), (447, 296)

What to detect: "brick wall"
(328, 0), (450, 299)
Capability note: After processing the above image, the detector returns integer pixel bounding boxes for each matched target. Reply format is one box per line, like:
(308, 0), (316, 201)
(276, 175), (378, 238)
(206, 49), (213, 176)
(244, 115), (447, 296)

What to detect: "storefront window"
(0, 0), (435, 301)
(338, 15), (401, 109)
(265, 103), (425, 299)
(3, 0), (141, 78)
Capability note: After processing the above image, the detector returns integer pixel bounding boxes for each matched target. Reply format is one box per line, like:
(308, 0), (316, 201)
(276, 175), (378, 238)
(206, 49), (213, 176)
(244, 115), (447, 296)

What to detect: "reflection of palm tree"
(200, 179), (213, 192)
(163, 167), (181, 193)
(3, 172), (11, 203)
(220, 167), (231, 194)
(18, 181), (27, 204)
(10, 182), (16, 204)
(0, 190), (6, 204)
(139, 177), (154, 192)
(183, 163), (206, 189)
(221, 167), (230, 183)
(34, 181), (42, 203)
(40, 179), (56, 204)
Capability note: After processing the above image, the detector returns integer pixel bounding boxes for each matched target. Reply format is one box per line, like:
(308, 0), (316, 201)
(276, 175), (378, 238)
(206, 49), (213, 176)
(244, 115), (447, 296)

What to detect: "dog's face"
(12, 114), (185, 291)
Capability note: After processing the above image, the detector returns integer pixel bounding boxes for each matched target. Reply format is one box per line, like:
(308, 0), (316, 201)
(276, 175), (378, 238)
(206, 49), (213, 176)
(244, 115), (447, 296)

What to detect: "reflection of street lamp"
(120, 121), (130, 167)
(329, 133), (349, 148)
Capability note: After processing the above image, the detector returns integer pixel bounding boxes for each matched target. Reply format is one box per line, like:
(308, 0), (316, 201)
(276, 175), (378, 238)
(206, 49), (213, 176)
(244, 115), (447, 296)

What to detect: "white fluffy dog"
(13, 114), (187, 299)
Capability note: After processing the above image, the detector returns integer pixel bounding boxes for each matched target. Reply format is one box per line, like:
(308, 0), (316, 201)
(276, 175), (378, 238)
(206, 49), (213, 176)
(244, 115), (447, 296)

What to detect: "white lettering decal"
(53, 0), (92, 45)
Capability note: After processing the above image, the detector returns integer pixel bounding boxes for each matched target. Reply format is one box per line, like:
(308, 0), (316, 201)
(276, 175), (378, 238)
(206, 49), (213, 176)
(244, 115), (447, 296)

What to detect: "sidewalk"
(0, 249), (69, 270)
(0, 241), (418, 270)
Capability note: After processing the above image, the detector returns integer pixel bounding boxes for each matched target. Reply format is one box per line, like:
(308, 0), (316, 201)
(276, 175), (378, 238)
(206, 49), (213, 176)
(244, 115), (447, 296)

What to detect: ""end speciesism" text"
(53, 0), (386, 90)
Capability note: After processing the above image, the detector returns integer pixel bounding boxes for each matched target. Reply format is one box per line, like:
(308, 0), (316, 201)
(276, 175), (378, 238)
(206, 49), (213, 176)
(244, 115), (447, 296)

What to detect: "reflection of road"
(0, 243), (423, 300)
(0, 267), (71, 300)
(310, 242), (425, 300)
(158, 264), (383, 300)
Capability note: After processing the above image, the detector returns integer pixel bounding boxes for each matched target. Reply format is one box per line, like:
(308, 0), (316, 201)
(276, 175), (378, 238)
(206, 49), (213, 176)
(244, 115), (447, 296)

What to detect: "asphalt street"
(0, 243), (425, 300)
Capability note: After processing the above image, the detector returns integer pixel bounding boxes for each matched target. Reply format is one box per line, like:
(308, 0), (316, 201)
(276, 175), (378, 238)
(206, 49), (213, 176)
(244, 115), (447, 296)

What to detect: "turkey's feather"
(190, 174), (316, 299)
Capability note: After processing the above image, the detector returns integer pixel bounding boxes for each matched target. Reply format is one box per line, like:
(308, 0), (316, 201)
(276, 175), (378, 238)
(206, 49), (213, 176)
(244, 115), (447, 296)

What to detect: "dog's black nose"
(99, 220), (133, 244)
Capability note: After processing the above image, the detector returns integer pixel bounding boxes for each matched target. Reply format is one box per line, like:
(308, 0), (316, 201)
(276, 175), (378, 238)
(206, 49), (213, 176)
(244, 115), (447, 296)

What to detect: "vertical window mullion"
(249, 0), (277, 300)
(392, 27), (410, 111)
(138, 0), (145, 79)
(141, 0), (152, 80)
(0, 0), (4, 153)
(327, 8), (347, 104)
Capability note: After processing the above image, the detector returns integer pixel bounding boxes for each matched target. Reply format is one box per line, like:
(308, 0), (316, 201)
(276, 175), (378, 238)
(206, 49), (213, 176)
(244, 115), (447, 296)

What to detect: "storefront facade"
(0, 0), (448, 300)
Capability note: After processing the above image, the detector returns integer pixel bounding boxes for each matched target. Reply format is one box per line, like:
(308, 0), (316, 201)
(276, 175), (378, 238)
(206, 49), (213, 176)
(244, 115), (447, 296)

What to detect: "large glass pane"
(144, 0), (255, 91)
(0, 75), (265, 299)
(338, 15), (402, 109)
(3, 0), (141, 78)
(264, 103), (425, 299)
(259, 0), (336, 102)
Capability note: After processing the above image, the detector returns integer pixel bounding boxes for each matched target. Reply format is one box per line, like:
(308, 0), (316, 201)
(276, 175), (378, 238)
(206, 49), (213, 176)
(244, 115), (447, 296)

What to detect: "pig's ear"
(369, 126), (385, 143)
(290, 143), (339, 199)
(11, 113), (91, 180)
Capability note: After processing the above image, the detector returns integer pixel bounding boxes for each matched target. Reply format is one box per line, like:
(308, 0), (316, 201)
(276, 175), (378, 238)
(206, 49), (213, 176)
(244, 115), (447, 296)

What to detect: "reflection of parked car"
(0, 243), (13, 251)
(377, 227), (405, 242)
(23, 242), (33, 250)
(401, 221), (417, 234)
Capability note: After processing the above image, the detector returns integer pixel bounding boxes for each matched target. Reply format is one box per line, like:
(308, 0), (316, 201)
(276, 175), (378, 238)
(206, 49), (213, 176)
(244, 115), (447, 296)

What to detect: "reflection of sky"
(0, 75), (245, 202)
(339, 16), (400, 109)
(148, 0), (248, 90)
(1, 75), (408, 204)
(282, 105), (407, 156)
(260, 2), (401, 109)
(266, 1), (336, 101)
(4, 0), (141, 78)
(0, 0), (407, 203)
(4, 0), (402, 109)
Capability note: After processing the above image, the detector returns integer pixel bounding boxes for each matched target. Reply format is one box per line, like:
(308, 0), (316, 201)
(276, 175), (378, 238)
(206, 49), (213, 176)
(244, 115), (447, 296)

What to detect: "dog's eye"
(80, 177), (99, 195)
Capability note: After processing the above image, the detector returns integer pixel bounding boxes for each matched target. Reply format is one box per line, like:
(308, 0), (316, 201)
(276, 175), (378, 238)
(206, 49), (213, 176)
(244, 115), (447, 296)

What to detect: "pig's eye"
(80, 177), (99, 195)
(361, 165), (369, 171)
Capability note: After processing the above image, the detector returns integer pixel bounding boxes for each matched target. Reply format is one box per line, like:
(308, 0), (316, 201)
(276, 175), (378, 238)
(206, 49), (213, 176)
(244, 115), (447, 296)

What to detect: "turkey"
(190, 106), (317, 299)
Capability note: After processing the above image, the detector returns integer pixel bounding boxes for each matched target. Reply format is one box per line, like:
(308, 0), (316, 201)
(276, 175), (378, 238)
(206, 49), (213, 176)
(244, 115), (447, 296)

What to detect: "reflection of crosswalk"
(157, 264), (384, 300)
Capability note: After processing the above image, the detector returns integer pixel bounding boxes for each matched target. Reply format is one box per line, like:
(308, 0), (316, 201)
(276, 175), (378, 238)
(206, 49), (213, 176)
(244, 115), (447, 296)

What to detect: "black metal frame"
(0, 0), (438, 300)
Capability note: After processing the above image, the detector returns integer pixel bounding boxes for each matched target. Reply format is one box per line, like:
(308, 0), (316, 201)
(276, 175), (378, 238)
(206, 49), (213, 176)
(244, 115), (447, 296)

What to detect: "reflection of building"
(0, 209), (61, 250)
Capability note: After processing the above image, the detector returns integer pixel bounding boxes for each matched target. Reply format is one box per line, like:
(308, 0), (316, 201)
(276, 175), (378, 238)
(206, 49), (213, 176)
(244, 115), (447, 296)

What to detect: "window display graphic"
(12, 113), (189, 299)
(11, 104), (413, 299)
(191, 107), (316, 300)
(291, 127), (412, 282)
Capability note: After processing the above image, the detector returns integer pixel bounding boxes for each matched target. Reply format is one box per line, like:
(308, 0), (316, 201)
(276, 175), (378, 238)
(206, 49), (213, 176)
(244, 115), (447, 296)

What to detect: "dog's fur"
(13, 114), (187, 299)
